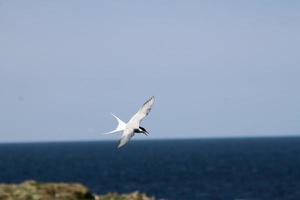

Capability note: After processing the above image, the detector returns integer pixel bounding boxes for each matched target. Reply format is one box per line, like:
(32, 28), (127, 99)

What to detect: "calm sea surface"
(0, 138), (300, 200)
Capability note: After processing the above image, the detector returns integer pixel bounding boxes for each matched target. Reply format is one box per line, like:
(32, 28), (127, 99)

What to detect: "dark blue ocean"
(1, 138), (300, 200)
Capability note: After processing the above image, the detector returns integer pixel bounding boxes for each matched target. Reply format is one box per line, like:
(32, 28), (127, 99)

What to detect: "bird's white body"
(104, 96), (155, 148)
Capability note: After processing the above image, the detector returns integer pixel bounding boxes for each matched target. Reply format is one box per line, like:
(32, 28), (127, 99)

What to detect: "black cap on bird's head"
(139, 126), (149, 136)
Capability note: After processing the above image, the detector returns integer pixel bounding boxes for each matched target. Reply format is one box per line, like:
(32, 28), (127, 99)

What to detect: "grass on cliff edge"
(0, 180), (155, 200)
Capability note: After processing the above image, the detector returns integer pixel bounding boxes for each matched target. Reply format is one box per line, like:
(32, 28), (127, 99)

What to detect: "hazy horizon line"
(1, 134), (300, 145)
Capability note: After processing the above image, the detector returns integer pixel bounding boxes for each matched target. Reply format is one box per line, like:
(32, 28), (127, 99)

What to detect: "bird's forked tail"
(103, 113), (126, 134)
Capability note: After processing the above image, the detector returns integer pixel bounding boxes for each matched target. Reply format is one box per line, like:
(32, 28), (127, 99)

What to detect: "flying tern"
(104, 96), (155, 148)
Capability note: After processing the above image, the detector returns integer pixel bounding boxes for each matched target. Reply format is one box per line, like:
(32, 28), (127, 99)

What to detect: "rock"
(0, 180), (95, 200)
(0, 181), (156, 200)
(95, 191), (156, 200)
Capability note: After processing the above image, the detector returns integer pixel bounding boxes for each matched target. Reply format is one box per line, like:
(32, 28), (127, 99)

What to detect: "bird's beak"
(143, 131), (149, 136)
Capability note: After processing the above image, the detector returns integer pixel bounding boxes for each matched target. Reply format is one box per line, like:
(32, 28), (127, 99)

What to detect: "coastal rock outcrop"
(0, 180), (155, 200)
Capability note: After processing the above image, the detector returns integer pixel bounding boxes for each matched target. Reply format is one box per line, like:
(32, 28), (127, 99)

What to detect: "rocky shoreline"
(0, 180), (156, 200)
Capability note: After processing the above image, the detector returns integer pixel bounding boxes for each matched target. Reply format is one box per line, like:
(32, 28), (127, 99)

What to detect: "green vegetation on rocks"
(0, 181), (155, 200)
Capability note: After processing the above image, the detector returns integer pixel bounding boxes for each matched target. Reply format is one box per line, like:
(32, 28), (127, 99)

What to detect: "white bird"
(104, 96), (155, 148)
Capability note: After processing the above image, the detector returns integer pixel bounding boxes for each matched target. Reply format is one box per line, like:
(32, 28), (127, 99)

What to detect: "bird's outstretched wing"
(117, 129), (135, 148)
(128, 96), (155, 127)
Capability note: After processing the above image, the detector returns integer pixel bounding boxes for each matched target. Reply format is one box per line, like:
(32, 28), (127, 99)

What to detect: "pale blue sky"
(1, 1), (300, 142)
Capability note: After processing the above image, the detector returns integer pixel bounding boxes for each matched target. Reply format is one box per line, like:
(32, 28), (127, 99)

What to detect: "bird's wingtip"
(148, 96), (155, 102)
(117, 143), (123, 149)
